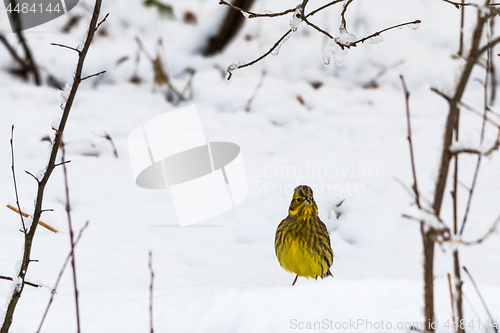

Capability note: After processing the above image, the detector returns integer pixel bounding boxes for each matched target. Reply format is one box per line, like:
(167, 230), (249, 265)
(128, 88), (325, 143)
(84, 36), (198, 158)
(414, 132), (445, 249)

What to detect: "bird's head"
(288, 185), (318, 217)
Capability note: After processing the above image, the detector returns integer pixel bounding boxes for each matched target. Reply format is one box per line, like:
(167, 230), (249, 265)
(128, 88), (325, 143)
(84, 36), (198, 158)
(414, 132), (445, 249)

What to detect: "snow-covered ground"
(0, 0), (499, 332)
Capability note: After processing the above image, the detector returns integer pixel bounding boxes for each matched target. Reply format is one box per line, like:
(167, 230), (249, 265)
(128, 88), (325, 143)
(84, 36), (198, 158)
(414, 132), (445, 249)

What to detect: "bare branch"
(430, 87), (452, 102)
(95, 13), (109, 31)
(219, 0), (296, 18)
(51, 43), (81, 54)
(81, 70), (106, 81)
(459, 101), (500, 127)
(149, 251), (155, 333)
(0, 35), (28, 69)
(340, 0), (354, 31)
(400, 75), (422, 209)
(462, 267), (499, 333)
(54, 160), (72, 167)
(459, 214), (500, 245)
(24, 170), (40, 183)
(245, 70), (267, 112)
(441, 0), (477, 8)
(226, 29), (293, 80)
(36, 221), (90, 333)
(302, 17), (334, 39)
(306, 0), (344, 18)
(10, 125), (27, 235)
(61, 143), (81, 333)
(0, 276), (42, 289)
(342, 20), (421, 48)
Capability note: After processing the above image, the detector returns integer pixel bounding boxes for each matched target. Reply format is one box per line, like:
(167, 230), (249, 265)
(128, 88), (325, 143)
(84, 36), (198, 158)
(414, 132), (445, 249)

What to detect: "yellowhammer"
(275, 185), (334, 285)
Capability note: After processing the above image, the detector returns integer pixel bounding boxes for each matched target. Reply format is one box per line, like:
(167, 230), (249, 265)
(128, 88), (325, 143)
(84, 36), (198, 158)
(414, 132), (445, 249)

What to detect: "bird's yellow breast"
(276, 235), (326, 278)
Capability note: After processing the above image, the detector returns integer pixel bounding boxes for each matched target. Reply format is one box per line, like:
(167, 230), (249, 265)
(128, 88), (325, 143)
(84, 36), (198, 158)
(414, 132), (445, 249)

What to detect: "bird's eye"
(296, 198), (301, 202)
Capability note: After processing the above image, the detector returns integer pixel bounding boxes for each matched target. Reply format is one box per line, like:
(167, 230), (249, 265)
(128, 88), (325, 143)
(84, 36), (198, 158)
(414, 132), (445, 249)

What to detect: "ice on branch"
(289, 6), (303, 32)
(60, 83), (73, 110)
(241, 11), (250, 19)
(406, 22), (420, 30)
(323, 39), (336, 66)
(272, 33), (293, 57)
(225, 63), (240, 82)
(368, 34), (384, 44)
(333, 28), (356, 66)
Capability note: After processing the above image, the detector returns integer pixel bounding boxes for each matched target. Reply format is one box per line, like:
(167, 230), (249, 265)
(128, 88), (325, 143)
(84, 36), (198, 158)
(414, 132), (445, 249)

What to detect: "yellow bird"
(275, 185), (334, 285)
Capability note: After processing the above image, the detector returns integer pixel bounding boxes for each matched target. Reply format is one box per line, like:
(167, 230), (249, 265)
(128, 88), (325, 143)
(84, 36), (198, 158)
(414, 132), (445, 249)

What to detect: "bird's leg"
(315, 276), (318, 280)
(292, 275), (298, 286)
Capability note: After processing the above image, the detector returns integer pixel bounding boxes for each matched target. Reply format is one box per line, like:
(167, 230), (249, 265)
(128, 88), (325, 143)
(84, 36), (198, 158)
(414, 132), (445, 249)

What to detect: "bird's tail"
(321, 270), (333, 279)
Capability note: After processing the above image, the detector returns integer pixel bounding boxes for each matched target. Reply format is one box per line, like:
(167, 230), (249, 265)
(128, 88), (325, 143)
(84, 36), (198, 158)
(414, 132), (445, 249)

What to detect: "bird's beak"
(305, 197), (312, 205)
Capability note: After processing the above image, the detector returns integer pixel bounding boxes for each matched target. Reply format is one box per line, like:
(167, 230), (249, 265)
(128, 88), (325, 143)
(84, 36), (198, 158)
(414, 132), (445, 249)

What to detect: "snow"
(0, 0), (499, 332)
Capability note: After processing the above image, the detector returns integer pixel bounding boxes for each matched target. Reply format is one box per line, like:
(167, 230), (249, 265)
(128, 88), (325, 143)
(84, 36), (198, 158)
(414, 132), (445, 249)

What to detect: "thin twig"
(61, 142), (81, 333)
(245, 70), (267, 112)
(226, 29), (293, 80)
(175, 69), (196, 107)
(306, 0), (344, 18)
(343, 20), (421, 48)
(460, 37), (492, 236)
(458, 0), (465, 56)
(0, 34), (28, 69)
(0, 276), (42, 289)
(462, 266), (499, 333)
(10, 125), (27, 235)
(340, 0), (354, 31)
(459, 101), (500, 127)
(400, 75), (421, 209)
(148, 251), (154, 333)
(36, 221), (90, 333)
(441, 0), (477, 8)
(95, 13), (109, 31)
(24, 170), (40, 183)
(102, 132), (119, 158)
(459, 214), (500, 245)
(302, 17), (334, 39)
(447, 273), (457, 325)
(81, 70), (106, 81)
(219, 0), (295, 18)
(51, 43), (81, 54)
(54, 160), (72, 167)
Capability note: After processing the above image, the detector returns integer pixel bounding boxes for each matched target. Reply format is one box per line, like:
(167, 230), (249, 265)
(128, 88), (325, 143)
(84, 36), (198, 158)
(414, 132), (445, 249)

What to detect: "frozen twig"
(223, 0), (420, 77)
(219, 0), (295, 18)
(340, 0), (354, 31)
(342, 20), (421, 48)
